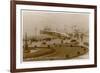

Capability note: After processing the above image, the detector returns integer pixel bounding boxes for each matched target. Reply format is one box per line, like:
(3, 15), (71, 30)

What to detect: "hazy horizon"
(22, 10), (89, 37)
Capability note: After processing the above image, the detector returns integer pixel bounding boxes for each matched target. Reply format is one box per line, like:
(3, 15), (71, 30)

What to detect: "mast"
(24, 33), (28, 50)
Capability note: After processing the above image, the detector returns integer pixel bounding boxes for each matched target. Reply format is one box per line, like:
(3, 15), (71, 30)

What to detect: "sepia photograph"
(22, 10), (89, 61)
(11, 1), (97, 72)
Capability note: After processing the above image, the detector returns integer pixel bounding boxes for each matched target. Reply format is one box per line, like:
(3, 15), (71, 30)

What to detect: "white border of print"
(16, 4), (94, 69)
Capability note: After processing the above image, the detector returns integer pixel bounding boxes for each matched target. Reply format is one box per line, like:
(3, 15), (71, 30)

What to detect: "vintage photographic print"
(11, 1), (97, 72)
(22, 10), (89, 61)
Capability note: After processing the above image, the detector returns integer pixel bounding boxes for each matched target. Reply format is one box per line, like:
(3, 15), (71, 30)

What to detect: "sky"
(22, 10), (89, 37)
